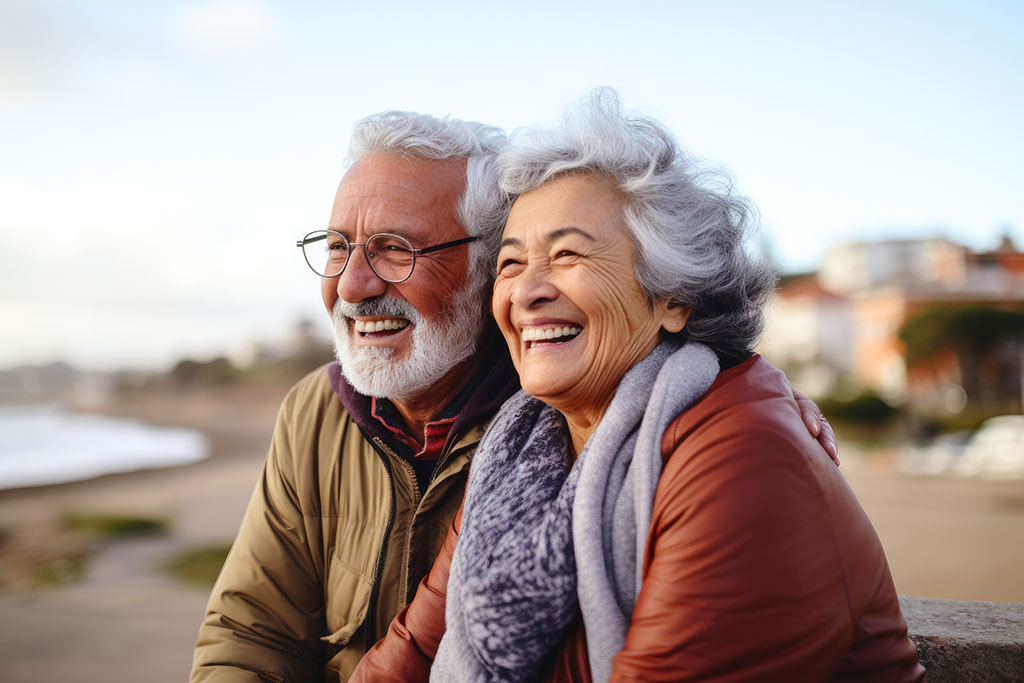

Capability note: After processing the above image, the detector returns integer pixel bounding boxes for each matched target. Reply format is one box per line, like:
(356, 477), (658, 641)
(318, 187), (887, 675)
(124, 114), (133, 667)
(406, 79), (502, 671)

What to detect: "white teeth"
(354, 318), (409, 333)
(522, 326), (582, 343)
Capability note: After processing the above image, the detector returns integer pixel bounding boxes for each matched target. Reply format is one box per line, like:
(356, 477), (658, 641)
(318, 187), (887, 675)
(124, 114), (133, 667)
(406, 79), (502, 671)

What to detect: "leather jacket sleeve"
(610, 389), (924, 681)
(348, 502), (461, 682)
(191, 392), (328, 682)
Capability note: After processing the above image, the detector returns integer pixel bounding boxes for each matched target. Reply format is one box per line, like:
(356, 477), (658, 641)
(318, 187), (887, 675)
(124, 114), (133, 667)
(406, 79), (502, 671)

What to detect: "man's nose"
(335, 244), (388, 303)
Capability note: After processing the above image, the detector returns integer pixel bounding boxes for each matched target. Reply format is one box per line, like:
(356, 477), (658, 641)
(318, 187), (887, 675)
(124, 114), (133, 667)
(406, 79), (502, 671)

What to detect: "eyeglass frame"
(296, 229), (479, 283)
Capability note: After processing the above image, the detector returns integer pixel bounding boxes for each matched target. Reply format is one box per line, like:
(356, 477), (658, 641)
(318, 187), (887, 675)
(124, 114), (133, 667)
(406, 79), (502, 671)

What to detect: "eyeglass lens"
(304, 232), (416, 282)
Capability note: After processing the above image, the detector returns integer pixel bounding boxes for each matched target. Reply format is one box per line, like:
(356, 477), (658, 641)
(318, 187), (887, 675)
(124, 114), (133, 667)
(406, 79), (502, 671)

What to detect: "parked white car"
(899, 430), (971, 476)
(951, 415), (1024, 480)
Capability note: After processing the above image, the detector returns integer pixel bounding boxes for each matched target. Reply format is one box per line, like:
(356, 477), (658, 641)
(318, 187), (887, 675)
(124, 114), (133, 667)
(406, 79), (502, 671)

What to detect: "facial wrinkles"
(324, 154), (471, 304)
(331, 158), (466, 237)
(549, 269), (658, 422)
(503, 228), (658, 410)
(494, 173), (678, 453)
(332, 170), (422, 227)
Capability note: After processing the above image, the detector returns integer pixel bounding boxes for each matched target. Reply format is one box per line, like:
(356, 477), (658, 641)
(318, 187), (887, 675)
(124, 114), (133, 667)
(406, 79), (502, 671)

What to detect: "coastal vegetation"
(25, 513), (169, 589)
(64, 512), (169, 539)
(161, 543), (231, 588)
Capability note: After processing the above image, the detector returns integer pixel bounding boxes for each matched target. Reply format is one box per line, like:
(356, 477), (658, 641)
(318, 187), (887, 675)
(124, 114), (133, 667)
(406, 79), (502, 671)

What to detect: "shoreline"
(0, 383), (289, 682)
(0, 411), (268, 501)
(0, 384), (285, 592)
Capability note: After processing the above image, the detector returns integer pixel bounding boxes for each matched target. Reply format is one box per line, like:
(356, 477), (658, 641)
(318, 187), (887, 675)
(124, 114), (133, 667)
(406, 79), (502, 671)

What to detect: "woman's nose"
(335, 244), (388, 303)
(510, 262), (559, 309)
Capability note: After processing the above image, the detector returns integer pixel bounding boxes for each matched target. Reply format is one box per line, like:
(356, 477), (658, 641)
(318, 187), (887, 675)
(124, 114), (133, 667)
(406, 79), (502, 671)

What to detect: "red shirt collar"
(371, 396), (458, 461)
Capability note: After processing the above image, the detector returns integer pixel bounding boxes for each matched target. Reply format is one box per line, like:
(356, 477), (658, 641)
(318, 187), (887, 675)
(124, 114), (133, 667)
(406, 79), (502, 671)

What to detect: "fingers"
(818, 417), (840, 466)
(794, 390), (840, 466)
(801, 407), (822, 438)
(794, 391), (822, 437)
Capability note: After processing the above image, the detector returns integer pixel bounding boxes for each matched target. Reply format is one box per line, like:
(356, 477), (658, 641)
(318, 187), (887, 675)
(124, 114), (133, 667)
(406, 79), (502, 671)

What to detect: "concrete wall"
(900, 597), (1024, 681)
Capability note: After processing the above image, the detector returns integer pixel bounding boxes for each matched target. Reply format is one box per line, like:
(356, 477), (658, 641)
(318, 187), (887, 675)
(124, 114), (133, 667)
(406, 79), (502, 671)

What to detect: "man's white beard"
(331, 277), (486, 402)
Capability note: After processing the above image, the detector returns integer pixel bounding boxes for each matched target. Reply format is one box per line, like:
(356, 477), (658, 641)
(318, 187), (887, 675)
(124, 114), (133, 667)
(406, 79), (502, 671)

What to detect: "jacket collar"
(328, 329), (520, 460)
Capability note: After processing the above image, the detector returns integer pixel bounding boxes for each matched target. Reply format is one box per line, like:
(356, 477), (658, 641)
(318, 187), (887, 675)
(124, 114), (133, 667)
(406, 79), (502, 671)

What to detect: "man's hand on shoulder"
(793, 389), (839, 466)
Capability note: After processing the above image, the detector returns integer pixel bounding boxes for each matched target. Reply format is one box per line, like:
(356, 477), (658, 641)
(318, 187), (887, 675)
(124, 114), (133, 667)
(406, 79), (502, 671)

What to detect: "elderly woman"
(352, 91), (924, 682)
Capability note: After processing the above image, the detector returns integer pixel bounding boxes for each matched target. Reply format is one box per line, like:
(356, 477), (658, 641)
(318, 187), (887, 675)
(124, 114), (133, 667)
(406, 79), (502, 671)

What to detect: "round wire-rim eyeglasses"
(296, 230), (478, 283)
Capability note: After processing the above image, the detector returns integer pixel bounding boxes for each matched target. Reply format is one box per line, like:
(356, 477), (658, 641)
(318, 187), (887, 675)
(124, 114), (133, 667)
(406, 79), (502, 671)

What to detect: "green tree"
(898, 306), (1024, 403)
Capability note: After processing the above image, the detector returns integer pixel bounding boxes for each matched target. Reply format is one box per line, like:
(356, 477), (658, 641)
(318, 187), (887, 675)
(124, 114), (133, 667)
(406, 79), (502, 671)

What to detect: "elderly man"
(190, 111), (836, 682)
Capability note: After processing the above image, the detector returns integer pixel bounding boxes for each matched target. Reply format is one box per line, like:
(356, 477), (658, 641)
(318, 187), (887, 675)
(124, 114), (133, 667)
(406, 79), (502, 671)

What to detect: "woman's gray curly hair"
(347, 110), (508, 287)
(495, 88), (776, 363)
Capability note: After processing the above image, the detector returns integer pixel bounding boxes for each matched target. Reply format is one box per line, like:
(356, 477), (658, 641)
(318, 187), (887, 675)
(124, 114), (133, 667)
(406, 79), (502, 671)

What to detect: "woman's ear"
(660, 302), (690, 334)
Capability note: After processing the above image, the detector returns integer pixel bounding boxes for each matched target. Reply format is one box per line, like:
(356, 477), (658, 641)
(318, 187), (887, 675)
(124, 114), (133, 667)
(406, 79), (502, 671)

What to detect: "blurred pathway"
(0, 455), (263, 683)
(840, 444), (1024, 603)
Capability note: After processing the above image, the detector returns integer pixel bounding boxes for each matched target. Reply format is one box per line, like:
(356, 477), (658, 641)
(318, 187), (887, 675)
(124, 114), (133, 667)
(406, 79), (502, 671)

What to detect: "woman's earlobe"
(661, 303), (690, 334)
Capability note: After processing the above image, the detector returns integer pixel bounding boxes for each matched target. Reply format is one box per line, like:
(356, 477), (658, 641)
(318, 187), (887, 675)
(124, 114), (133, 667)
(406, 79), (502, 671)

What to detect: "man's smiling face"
(323, 154), (485, 400)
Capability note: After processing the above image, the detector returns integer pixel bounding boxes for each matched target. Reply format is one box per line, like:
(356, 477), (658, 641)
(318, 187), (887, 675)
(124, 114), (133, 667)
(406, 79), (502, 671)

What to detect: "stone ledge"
(899, 596), (1024, 682)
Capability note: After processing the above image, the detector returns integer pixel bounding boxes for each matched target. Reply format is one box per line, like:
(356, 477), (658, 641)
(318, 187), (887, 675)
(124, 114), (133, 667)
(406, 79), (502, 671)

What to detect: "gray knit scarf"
(431, 340), (719, 683)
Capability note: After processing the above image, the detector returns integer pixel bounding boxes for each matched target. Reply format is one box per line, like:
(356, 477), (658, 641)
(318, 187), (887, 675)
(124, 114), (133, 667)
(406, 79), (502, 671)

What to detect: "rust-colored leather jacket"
(352, 356), (926, 681)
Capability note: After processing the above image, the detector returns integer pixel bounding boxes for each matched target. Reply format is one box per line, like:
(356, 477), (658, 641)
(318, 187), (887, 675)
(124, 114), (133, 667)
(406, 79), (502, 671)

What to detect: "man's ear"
(660, 302), (690, 334)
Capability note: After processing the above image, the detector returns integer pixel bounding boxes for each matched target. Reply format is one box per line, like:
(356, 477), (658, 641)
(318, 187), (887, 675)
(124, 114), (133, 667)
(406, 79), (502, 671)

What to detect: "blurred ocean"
(0, 404), (209, 490)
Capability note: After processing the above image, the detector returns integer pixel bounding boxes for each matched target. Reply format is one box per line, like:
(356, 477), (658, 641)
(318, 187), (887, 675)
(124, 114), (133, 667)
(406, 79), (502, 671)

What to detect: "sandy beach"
(0, 387), (1022, 683)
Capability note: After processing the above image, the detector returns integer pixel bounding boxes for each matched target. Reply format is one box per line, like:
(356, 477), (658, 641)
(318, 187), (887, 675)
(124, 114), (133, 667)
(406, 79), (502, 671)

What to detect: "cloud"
(177, 0), (278, 59)
(0, 0), (73, 103)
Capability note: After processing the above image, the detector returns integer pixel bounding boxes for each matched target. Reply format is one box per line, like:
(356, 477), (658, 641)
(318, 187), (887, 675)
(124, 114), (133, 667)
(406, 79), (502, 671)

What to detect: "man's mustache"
(334, 297), (421, 322)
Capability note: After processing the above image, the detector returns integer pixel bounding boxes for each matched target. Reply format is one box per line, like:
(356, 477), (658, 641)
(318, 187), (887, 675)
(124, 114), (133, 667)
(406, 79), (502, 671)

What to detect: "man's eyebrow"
(325, 227), (416, 241)
(379, 227), (414, 239)
(498, 226), (595, 249)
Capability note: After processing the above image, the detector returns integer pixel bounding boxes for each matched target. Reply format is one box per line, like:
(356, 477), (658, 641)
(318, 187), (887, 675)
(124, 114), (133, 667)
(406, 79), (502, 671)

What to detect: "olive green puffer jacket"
(191, 356), (515, 682)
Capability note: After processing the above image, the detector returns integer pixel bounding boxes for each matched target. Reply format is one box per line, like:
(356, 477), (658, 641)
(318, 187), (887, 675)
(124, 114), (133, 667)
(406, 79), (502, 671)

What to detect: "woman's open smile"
(519, 320), (583, 350)
(492, 173), (686, 436)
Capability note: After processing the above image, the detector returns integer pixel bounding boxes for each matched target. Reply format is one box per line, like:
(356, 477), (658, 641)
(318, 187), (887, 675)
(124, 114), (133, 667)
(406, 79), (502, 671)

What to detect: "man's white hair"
(347, 111), (509, 286)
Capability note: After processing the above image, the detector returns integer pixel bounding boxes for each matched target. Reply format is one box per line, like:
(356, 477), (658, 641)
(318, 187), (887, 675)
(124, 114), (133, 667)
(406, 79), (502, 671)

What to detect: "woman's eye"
(497, 258), (523, 275)
(554, 249), (578, 259)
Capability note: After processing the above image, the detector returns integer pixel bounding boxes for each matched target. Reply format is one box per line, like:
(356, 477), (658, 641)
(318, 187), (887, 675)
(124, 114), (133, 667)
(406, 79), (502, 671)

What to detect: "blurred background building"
(760, 235), (1024, 424)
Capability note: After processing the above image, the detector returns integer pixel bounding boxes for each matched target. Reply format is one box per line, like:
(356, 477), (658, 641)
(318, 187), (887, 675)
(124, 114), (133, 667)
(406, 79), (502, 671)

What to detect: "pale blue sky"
(2, 0), (1022, 370)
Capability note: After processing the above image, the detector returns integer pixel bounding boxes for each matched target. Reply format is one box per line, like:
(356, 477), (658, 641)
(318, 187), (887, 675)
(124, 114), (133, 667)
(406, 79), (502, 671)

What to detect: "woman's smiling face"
(492, 173), (688, 427)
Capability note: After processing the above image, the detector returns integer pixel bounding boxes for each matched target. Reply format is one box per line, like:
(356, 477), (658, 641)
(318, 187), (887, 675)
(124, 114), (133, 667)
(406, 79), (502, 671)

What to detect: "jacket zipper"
(396, 455), (423, 603)
(363, 430), (470, 648)
(427, 429), (474, 487)
(364, 436), (397, 650)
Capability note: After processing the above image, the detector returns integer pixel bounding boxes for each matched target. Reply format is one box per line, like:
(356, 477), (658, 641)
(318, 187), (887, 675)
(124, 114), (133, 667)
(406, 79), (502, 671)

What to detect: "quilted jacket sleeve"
(190, 387), (328, 682)
(347, 502), (461, 682)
